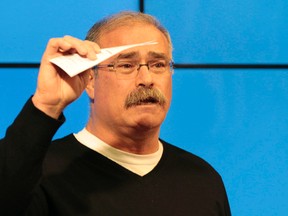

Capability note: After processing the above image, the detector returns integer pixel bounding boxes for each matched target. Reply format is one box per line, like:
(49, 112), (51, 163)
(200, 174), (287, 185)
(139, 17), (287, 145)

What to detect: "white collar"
(74, 128), (163, 176)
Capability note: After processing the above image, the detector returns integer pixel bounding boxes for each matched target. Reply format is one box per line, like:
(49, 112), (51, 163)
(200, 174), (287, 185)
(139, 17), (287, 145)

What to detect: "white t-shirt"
(74, 128), (163, 176)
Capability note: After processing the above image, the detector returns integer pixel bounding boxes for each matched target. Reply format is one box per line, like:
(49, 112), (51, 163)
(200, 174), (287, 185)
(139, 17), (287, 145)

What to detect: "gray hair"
(85, 11), (172, 51)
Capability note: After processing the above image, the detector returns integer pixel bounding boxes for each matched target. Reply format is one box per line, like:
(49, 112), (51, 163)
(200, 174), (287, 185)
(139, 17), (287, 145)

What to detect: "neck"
(86, 121), (160, 154)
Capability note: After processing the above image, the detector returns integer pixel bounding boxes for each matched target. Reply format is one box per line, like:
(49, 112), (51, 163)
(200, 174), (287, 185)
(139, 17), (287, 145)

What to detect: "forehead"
(98, 24), (171, 58)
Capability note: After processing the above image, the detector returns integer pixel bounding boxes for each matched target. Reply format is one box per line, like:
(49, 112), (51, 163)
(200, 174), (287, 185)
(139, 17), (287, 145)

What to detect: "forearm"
(0, 97), (64, 213)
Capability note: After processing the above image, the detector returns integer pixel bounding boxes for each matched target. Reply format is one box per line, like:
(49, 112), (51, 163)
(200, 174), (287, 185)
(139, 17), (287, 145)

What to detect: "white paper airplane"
(50, 41), (158, 77)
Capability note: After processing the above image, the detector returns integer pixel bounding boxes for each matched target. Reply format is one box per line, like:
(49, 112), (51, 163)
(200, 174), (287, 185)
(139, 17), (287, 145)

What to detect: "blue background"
(1, 0), (288, 215)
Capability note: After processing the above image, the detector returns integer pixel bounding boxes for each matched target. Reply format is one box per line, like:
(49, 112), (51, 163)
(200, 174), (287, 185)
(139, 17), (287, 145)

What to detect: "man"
(0, 11), (231, 215)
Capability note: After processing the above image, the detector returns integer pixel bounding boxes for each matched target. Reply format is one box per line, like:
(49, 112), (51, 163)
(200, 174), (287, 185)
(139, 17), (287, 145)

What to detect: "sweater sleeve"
(0, 97), (64, 215)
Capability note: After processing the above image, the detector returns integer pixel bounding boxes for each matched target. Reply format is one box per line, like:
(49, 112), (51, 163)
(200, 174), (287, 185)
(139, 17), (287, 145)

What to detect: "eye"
(150, 60), (167, 68)
(116, 62), (135, 69)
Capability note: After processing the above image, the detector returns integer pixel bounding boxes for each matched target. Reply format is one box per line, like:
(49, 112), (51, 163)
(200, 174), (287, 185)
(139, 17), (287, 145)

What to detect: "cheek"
(162, 77), (173, 104)
(94, 78), (130, 109)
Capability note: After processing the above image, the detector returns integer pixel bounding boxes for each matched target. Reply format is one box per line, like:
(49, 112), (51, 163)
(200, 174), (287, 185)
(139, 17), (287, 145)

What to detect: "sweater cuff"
(9, 96), (65, 145)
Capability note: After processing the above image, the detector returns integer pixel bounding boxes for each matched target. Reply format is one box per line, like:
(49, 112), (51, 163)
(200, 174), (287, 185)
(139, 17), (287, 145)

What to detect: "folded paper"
(50, 41), (158, 77)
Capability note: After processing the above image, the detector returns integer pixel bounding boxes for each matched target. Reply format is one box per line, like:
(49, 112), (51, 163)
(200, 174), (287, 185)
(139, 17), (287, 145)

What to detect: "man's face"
(87, 23), (172, 135)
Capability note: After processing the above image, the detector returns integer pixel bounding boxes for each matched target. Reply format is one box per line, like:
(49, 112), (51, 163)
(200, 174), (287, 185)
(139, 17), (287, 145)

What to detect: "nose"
(137, 64), (149, 71)
(135, 63), (153, 87)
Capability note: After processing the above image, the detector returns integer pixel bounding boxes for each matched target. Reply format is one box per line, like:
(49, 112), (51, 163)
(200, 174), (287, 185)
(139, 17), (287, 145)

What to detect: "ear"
(85, 69), (95, 100)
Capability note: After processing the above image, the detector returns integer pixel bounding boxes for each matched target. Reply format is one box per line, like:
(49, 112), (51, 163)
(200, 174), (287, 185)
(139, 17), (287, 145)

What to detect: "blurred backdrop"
(1, 0), (288, 215)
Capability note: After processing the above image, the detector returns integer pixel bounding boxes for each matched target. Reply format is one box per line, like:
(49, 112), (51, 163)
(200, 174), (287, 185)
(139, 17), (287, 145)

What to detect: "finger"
(84, 40), (101, 53)
(83, 40), (101, 60)
(45, 37), (73, 57)
(44, 36), (100, 62)
(63, 35), (97, 59)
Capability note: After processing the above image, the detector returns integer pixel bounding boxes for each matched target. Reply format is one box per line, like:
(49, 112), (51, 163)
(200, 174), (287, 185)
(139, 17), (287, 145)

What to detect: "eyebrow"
(147, 51), (170, 61)
(116, 52), (140, 60)
(115, 51), (170, 61)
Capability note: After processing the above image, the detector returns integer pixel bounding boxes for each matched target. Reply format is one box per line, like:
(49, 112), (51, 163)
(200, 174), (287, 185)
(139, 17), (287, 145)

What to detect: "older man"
(0, 11), (231, 215)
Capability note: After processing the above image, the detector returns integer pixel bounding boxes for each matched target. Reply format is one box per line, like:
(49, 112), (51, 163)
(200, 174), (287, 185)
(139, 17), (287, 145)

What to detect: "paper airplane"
(50, 41), (158, 77)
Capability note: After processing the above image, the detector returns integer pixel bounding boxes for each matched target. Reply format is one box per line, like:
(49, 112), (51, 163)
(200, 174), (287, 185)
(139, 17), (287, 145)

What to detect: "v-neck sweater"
(0, 98), (231, 216)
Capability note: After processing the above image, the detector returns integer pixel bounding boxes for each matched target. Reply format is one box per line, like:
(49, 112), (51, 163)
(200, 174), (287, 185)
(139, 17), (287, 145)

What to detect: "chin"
(135, 121), (161, 130)
(134, 114), (165, 130)
(126, 104), (168, 128)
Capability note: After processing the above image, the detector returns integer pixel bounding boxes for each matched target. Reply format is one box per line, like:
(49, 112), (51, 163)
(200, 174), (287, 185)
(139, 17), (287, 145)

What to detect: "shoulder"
(42, 134), (87, 175)
(47, 134), (82, 158)
(160, 139), (222, 180)
(159, 140), (231, 214)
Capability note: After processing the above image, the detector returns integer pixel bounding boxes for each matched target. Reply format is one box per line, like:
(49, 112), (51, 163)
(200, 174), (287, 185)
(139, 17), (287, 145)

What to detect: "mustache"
(125, 86), (167, 109)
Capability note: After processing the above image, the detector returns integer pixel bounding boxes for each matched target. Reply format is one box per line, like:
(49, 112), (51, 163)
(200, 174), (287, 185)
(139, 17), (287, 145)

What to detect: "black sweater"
(0, 99), (231, 216)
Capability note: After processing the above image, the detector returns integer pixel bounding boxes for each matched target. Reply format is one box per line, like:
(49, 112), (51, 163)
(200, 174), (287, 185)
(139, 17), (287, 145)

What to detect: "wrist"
(32, 95), (64, 119)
